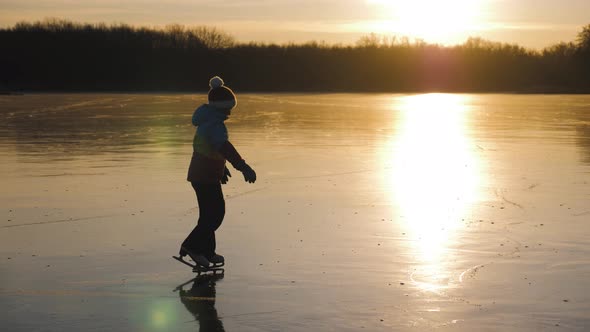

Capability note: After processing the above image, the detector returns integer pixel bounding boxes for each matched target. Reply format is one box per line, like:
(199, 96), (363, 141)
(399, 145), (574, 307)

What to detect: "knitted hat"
(208, 76), (236, 110)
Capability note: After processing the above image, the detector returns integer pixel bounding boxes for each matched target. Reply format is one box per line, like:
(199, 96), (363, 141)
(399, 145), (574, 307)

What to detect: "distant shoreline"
(3, 88), (589, 95)
(2, 20), (589, 95)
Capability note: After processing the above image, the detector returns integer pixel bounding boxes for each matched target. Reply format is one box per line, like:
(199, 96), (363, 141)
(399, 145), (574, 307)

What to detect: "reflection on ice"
(383, 94), (484, 291)
(2, 93), (590, 331)
(175, 275), (225, 332)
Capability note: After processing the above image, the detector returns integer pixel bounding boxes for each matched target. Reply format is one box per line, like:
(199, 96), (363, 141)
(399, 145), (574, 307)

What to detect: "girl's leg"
(182, 182), (225, 256)
(207, 183), (225, 256)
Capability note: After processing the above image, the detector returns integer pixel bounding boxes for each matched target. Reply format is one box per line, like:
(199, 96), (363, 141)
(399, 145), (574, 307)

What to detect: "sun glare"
(368, 0), (488, 44)
(381, 94), (484, 291)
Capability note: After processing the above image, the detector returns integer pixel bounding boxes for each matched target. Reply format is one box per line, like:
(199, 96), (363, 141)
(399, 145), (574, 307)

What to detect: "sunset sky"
(1, 0), (588, 48)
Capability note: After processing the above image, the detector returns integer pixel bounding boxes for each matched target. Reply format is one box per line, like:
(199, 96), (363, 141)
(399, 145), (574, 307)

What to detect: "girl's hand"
(241, 164), (256, 183)
(221, 166), (231, 184)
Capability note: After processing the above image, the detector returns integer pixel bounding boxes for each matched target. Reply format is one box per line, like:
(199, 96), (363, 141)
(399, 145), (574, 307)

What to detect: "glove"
(238, 162), (256, 183)
(221, 166), (231, 184)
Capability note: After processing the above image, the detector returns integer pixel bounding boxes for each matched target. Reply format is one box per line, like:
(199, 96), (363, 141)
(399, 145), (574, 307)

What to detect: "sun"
(368, 0), (488, 45)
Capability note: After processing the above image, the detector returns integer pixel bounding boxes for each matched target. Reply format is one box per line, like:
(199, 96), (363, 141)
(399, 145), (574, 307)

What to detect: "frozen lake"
(1, 93), (589, 331)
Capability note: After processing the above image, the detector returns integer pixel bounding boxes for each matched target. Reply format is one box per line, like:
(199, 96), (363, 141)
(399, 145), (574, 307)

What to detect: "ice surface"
(1, 93), (589, 331)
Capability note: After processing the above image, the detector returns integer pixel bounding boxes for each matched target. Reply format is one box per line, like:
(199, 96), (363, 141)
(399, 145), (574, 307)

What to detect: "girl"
(180, 76), (256, 267)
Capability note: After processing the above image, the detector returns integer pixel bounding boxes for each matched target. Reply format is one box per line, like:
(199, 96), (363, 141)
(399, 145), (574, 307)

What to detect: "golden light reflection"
(384, 93), (483, 292)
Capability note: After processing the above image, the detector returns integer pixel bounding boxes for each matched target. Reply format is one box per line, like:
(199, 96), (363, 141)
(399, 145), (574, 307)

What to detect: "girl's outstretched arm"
(219, 141), (256, 183)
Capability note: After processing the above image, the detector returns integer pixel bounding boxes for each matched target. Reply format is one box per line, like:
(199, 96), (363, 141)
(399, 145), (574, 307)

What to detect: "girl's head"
(208, 76), (236, 114)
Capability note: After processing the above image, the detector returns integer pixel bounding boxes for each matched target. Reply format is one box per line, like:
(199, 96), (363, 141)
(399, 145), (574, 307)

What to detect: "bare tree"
(188, 26), (235, 49)
(576, 24), (590, 51)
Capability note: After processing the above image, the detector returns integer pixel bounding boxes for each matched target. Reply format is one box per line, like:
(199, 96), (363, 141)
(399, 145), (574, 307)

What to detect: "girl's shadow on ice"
(174, 274), (225, 332)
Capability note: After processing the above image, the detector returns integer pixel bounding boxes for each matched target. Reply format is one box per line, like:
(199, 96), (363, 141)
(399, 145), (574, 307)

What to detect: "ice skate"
(173, 247), (224, 276)
(177, 246), (210, 267)
(207, 253), (225, 267)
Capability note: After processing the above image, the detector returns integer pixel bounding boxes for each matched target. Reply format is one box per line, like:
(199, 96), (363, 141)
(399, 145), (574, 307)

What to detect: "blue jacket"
(192, 104), (229, 152)
(187, 104), (241, 183)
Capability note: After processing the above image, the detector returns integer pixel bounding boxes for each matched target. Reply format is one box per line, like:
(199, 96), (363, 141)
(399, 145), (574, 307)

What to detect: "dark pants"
(182, 182), (225, 257)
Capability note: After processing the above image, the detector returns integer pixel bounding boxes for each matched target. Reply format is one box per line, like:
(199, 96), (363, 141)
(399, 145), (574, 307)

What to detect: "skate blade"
(173, 256), (224, 275)
(192, 266), (225, 275)
(209, 261), (225, 268)
(172, 255), (196, 269)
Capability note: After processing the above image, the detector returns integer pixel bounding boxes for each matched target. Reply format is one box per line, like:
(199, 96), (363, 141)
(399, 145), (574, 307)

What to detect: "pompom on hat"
(208, 76), (237, 110)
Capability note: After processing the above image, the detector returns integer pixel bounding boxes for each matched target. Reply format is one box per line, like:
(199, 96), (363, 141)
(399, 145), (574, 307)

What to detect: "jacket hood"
(192, 104), (229, 126)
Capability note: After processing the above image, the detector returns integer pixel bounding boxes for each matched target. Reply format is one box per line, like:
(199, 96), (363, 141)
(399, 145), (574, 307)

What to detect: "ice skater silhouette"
(178, 76), (257, 269)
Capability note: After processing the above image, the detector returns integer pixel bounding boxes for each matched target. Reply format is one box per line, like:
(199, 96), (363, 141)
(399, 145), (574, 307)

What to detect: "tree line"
(1, 19), (589, 93)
